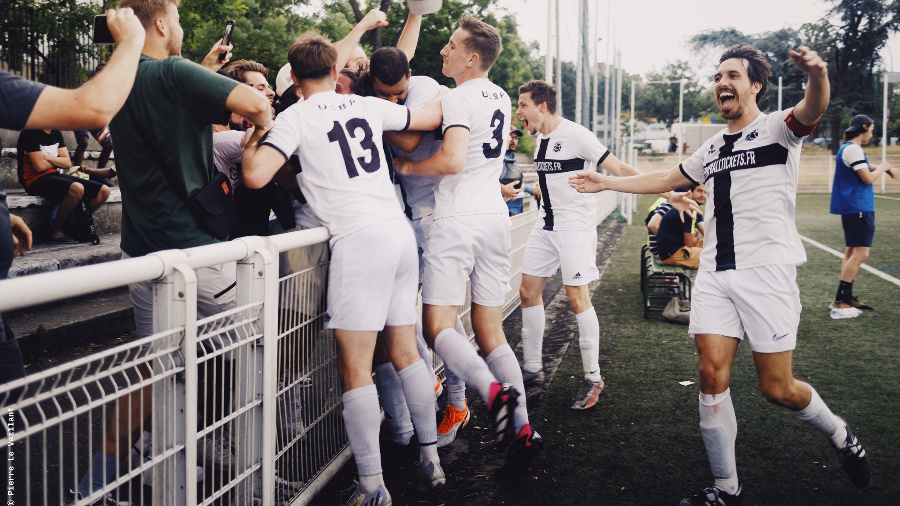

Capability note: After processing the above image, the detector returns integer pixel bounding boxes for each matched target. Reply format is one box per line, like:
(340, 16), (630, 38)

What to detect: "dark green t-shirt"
(111, 55), (238, 257)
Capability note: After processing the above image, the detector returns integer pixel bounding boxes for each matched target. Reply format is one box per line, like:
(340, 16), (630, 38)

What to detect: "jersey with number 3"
(263, 90), (410, 240)
(434, 78), (510, 219)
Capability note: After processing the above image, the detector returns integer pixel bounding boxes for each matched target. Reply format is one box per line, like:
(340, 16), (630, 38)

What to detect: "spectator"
(645, 184), (693, 257)
(828, 114), (899, 315)
(71, 0), (272, 500)
(657, 183), (707, 270)
(0, 5), (143, 423)
(16, 128), (110, 243)
(500, 125), (539, 215)
(668, 135), (678, 153)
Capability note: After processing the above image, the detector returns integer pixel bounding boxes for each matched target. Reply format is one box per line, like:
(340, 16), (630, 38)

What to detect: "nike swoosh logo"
(773, 333), (788, 341)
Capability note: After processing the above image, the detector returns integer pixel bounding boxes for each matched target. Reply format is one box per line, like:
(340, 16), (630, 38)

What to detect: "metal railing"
(0, 193), (617, 506)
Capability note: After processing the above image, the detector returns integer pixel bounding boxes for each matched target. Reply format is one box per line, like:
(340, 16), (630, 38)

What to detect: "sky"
(494, 0), (900, 78)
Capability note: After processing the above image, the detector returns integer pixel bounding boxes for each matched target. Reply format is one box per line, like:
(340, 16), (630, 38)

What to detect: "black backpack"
(53, 199), (100, 245)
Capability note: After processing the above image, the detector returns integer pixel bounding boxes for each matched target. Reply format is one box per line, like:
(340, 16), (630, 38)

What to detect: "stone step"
(6, 188), (122, 241)
(9, 231), (123, 278)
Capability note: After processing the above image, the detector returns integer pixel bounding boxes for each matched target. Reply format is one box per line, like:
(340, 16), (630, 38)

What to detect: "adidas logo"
(573, 272), (582, 280)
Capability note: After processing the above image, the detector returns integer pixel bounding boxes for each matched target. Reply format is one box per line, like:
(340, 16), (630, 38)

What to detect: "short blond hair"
(288, 32), (337, 81)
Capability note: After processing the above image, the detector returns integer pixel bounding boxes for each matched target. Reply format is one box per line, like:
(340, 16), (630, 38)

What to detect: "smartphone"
(218, 20), (236, 61)
(93, 15), (115, 45)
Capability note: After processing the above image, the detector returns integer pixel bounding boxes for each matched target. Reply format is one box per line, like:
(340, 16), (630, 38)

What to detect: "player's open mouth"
(718, 90), (735, 108)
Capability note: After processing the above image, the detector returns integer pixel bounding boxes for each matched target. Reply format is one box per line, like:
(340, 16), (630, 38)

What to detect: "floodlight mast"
(882, 72), (900, 193)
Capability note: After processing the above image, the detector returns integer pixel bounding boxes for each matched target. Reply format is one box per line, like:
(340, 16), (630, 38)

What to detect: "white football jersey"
(680, 109), (807, 271)
(263, 91), (410, 240)
(533, 118), (608, 231)
(433, 78), (510, 219)
(395, 75), (442, 220)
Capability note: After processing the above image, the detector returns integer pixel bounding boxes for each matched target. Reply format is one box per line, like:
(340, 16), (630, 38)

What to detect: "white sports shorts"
(522, 227), (599, 286)
(410, 213), (434, 285)
(688, 264), (801, 353)
(422, 213), (512, 307)
(326, 216), (418, 331)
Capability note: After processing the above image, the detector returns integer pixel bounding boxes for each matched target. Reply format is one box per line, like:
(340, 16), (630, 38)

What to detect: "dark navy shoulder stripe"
(597, 150), (610, 165)
(443, 124), (470, 134)
(679, 164), (699, 185)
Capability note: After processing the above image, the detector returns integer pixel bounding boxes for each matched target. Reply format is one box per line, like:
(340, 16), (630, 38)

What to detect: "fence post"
(151, 254), (198, 506)
(234, 237), (278, 506)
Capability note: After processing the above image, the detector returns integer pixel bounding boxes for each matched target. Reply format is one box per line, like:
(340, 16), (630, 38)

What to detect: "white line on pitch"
(874, 195), (900, 201)
(799, 235), (900, 288)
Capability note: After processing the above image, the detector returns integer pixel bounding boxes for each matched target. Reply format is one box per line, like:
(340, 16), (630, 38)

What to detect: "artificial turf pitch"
(494, 194), (900, 506)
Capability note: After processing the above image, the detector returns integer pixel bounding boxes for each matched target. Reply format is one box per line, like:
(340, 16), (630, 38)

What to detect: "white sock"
(433, 328), (496, 402)
(342, 385), (383, 490)
(358, 473), (385, 496)
(793, 385), (847, 448)
(575, 307), (601, 380)
(373, 363), (413, 445)
(445, 316), (468, 410)
(485, 344), (529, 432)
(397, 360), (440, 466)
(699, 389), (739, 495)
(521, 305), (545, 374)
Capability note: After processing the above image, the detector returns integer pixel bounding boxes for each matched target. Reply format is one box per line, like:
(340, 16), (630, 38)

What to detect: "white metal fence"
(0, 192), (617, 506)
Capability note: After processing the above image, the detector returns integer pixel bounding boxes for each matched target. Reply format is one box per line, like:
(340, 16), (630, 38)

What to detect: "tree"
(635, 60), (717, 125)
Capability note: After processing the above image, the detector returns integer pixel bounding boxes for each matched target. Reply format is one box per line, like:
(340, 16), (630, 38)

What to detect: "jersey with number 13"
(433, 78), (510, 219)
(263, 90), (411, 240)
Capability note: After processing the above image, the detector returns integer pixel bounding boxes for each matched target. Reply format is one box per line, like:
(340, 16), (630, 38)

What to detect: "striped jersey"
(433, 78), (510, 219)
(679, 109), (808, 271)
(533, 118), (610, 231)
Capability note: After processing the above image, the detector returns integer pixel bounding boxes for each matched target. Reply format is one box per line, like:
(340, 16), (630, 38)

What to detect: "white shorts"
(127, 253), (237, 352)
(410, 213), (434, 285)
(522, 227), (599, 286)
(326, 217), (418, 331)
(422, 213), (512, 307)
(688, 264), (801, 353)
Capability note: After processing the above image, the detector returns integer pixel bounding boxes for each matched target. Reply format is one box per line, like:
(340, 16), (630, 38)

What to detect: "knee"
(856, 249), (870, 263)
(697, 361), (729, 390)
(68, 183), (84, 199)
(519, 285), (541, 307)
(758, 379), (794, 406)
(98, 185), (110, 201)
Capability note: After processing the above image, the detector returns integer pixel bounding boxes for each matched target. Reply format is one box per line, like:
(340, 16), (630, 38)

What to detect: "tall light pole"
(882, 72), (900, 193)
(555, 0), (562, 112)
(544, 0), (553, 83)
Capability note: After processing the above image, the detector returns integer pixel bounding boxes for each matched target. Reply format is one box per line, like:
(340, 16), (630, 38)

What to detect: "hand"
(532, 186), (542, 200)
(359, 9), (389, 31)
(105, 7), (145, 48)
(243, 123), (272, 149)
(501, 181), (522, 201)
(10, 215), (32, 257)
(393, 155), (413, 175)
(568, 171), (608, 193)
(888, 166), (900, 180)
(668, 191), (701, 222)
(201, 38), (233, 71)
(788, 46), (827, 77)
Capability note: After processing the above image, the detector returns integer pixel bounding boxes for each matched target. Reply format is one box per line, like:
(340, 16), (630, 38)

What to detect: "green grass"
(496, 194), (900, 506)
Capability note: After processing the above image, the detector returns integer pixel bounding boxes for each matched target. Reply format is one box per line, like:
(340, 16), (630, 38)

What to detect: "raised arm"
(25, 8), (145, 130)
(599, 152), (697, 215)
(788, 46), (829, 126)
(334, 10), (388, 70)
(397, 13), (422, 61)
(242, 142), (287, 189)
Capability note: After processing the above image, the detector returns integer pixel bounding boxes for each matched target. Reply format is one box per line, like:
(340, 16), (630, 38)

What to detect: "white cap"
(275, 63), (294, 97)
(407, 0), (442, 15)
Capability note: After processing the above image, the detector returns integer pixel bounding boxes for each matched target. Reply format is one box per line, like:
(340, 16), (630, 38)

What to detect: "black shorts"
(25, 172), (104, 202)
(841, 212), (875, 248)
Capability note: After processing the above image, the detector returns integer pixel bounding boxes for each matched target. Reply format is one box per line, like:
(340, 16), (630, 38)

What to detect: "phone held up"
(218, 20), (236, 62)
(93, 15), (115, 45)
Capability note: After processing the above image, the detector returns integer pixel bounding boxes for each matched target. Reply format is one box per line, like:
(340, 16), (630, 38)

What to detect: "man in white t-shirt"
(242, 31), (446, 506)
(365, 45), (473, 449)
(393, 15), (540, 479)
(570, 44), (871, 505)
(514, 79), (695, 411)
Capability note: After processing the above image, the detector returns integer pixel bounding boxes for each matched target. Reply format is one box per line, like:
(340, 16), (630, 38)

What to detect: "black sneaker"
(848, 296), (874, 311)
(497, 423), (543, 480)
(678, 483), (742, 506)
(486, 381), (519, 449)
(833, 418), (871, 487)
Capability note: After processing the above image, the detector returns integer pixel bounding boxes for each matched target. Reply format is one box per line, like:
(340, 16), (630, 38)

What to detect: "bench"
(640, 244), (692, 319)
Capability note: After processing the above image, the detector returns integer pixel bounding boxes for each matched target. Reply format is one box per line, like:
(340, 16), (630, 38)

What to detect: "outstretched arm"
(599, 153), (698, 217)
(25, 8), (145, 130)
(788, 46), (829, 126)
(569, 164), (691, 195)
